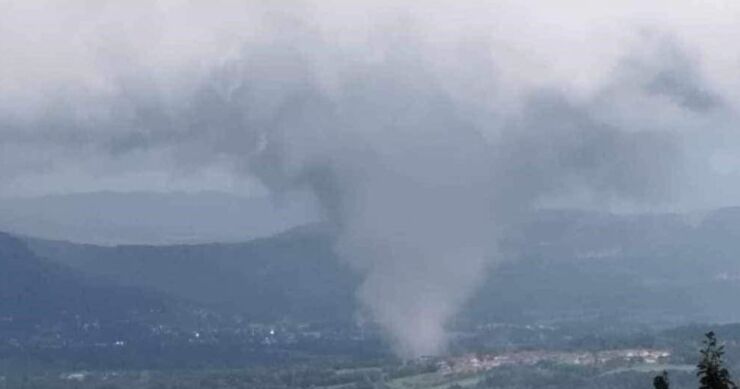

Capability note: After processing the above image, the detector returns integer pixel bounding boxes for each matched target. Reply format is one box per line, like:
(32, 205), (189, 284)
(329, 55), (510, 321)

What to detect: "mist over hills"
(23, 207), (740, 328)
(0, 191), (318, 245)
(472, 208), (740, 325)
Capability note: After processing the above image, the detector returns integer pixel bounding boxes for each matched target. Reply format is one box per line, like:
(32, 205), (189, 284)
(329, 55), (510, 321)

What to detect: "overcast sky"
(8, 0), (740, 358)
(1, 0), (740, 211)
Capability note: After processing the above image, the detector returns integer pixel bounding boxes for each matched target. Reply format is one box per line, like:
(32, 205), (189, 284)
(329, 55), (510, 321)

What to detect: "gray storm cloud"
(0, 0), (737, 357)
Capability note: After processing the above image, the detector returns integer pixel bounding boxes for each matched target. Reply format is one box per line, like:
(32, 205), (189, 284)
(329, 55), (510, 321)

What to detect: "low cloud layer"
(1, 0), (739, 356)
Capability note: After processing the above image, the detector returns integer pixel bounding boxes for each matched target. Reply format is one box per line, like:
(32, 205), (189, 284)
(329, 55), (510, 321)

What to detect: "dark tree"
(653, 370), (669, 389)
(698, 331), (737, 389)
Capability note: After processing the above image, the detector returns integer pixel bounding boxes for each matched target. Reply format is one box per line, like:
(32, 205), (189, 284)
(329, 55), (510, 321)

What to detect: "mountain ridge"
(23, 207), (740, 327)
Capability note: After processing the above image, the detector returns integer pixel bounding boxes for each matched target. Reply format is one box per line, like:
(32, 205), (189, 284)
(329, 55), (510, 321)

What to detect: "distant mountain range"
(472, 208), (740, 324)
(27, 224), (358, 324)
(0, 231), (181, 338)
(0, 191), (318, 245)
(19, 207), (740, 327)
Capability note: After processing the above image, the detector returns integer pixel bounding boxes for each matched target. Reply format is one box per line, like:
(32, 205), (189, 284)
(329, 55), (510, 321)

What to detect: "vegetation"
(651, 331), (740, 389)
(697, 332), (737, 389)
(653, 371), (669, 389)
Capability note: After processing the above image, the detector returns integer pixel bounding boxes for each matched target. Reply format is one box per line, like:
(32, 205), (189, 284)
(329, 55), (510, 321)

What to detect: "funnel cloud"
(1, 1), (738, 357)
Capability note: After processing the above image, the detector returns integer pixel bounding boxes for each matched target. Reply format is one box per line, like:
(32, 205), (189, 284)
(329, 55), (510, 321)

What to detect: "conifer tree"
(697, 331), (737, 389)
